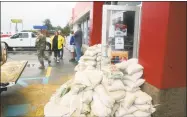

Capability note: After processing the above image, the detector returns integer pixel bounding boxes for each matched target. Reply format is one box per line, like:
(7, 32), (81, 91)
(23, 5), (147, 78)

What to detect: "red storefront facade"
(71, 1), (186, 89)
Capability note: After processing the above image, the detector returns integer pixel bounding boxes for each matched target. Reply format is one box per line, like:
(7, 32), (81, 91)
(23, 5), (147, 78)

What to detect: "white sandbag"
(70, 84), (86, 94)
(124, 86), (141, 92)
(111, 103), (120, 117)
(134, 104), (152, 113)
(115, 58), (138, 70)
(123, 79), (145, 89)
(116, 105), (138, 117)
(80, 103), (91, 114)
(122, 114), (135, 117)
(91, 92), (112, 117)
(102, 79), (125, 92)
(134, 90), (152, 105)
(82, 90), (93, 104)
(96, 56), (102, 61)
(74, 71), (91, 86)
(81, 56), (97, 61)
(85, 61), (97, 66)
(85, 66), (96, 70)
(121, 92), (137, 109)
(94, 85), (115, 108)
(108, 90), (126, 101)
(135, 79), (145, 87)
(133, 110), (151, 117)
(44, 102), (70, 117)
(85, 50), (98, 57)
(59, 92), (73, 106)
(85, 70), (103, 88)
(123, 70), (143, 82)
(125, 63), (143, 75)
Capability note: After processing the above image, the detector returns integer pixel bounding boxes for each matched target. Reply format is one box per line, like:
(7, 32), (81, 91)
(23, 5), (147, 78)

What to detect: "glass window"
(11, 33), (20, 39)
(20, 33), (29, 38)
(32, 33), (37, 38)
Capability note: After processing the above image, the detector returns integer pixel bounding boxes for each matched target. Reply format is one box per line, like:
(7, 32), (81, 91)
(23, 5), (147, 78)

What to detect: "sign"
(115, 37), (124, 49)
(33, 25), (47, 30)
(111, 51), (128, 64)
(11, 19), (22, 23)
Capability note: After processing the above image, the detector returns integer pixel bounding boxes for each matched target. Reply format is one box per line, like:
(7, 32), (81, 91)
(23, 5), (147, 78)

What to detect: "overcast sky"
(1, 2), (76, 32)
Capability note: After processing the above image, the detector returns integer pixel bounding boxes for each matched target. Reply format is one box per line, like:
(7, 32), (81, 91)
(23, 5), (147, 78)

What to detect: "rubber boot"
(39, 61), (45, 69)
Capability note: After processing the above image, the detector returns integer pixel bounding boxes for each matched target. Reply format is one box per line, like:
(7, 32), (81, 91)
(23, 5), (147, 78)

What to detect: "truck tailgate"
(1, 61), (28, 84)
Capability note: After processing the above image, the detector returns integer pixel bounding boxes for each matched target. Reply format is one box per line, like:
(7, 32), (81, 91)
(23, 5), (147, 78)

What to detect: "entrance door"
(101, 5), (141, 63)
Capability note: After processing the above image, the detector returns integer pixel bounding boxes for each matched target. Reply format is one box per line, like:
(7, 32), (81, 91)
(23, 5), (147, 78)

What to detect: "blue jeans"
(75, 46), (82, 62)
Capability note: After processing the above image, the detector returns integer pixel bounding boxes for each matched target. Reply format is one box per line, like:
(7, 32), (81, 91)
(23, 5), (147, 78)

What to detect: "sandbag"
(122, 114), (135, 117)
(123, 79), (145, 89)
(115, 105), (137, 116)
(133, 110), (151, 117)
(108, 90), (126, 101)
(123, 70), (143, 82)
(134, 90), (152, 105)
(123, 86), (140, 92)
(85, 66), (96, 70)
(125, 63), (143, 75)
(85, 61), (97, 66)
(85, 50), (98, 57)
(82, 90), (93, 104)
(96, 56), (102, 61)
(85, 70), (103, 88)
(121, 92), (136, 109)
(111, 103), (120, 117)
(103, 79), (125, 92)
(134, 104), (152, 113)
(94, 85), (115, 108)
(81, 103), (91, 114)
(44, 102), (70, 117)
(74, 71), (91, 86)
(81, 56), (97, 61)
(91, 92), (112, 117)
(71, 84), (86, 94)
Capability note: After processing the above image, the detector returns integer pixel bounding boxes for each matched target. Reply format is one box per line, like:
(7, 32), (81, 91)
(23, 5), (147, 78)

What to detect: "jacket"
(74, 29), (82, 47)
(50, 35), (65, 50)
(35, 34), (46, 50)
(70, 36), (75, 45)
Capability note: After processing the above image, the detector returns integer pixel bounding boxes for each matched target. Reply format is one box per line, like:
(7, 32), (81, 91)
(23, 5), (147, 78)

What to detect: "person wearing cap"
(50, 31), (64, 63)
(58, 30), (66, 59)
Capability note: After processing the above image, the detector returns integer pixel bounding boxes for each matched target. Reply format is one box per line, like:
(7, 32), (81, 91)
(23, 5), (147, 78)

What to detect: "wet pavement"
(1, 48), (76, 117)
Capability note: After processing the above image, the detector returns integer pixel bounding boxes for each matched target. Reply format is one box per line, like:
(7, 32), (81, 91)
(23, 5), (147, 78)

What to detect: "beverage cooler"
(101, 5), (141, 64)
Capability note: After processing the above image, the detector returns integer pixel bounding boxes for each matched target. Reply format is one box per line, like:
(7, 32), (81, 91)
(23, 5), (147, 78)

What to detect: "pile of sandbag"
(44, 58), (156, 117)
(74, 44), (110, 71)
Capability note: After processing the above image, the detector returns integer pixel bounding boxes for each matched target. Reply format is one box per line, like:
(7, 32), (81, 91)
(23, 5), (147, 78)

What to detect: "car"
(0, 42), (8, 65)
(1, 32), (51, 51)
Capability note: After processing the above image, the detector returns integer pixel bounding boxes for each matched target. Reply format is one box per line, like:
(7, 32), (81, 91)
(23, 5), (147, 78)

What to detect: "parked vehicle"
(1, 32), (51, 50)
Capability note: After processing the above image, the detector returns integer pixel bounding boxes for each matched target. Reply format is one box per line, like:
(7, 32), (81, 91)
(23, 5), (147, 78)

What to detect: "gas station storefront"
(71, 2), (186, 117)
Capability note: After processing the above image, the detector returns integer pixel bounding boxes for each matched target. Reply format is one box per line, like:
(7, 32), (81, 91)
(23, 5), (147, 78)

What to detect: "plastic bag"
(121, 92), (137, 109)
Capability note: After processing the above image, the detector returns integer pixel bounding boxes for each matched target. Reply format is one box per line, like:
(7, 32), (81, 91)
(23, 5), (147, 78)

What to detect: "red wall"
(163, 2), (186, 88)
(90, 2), (104, 46)
(139, 2), (186, 89)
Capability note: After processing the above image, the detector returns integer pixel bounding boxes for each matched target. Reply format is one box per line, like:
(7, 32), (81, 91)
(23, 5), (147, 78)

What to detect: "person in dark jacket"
(74, 25), (83, 63)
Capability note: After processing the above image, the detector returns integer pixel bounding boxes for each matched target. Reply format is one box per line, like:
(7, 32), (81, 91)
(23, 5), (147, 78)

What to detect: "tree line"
(43, 19), (71, 36)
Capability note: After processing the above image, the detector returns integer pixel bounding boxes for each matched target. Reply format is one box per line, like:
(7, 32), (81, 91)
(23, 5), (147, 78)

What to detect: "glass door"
(101, 5), (141, 64)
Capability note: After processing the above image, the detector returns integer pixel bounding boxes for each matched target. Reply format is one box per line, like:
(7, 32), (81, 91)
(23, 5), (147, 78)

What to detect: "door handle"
(20, 39), (23, 41)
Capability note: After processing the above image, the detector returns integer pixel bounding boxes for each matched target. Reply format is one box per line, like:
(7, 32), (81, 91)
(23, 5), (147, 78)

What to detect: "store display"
(44, 44), (156, 117)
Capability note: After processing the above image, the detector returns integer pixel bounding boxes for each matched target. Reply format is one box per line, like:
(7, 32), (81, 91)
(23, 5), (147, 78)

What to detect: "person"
(35, 31), (51, 69)
(58, 30), (65, 59)
(69, 31), (76, 62)
(50, 31), (64, 63)
(74, 25), (83, 63)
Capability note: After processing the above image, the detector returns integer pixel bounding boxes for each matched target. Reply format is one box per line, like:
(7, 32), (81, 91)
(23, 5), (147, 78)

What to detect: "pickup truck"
(1, 32), (51, 50)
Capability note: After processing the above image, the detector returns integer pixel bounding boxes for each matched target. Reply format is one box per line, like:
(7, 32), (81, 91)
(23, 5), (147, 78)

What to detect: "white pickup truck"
(1, 32), (51, 50)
